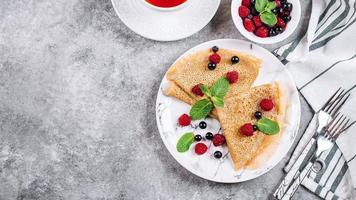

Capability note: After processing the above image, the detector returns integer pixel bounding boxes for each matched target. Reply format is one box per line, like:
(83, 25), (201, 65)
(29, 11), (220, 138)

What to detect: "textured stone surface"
(0, 0), (320, 199)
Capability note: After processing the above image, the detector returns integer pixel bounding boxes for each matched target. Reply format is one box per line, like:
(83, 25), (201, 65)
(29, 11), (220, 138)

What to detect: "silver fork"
(273, 88), (351, 199)
(280, 114), (351, 200)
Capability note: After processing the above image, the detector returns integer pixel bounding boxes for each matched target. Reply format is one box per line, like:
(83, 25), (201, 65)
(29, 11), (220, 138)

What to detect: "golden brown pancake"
(165, 48), (261, 103)
(216, 83), (281, 170)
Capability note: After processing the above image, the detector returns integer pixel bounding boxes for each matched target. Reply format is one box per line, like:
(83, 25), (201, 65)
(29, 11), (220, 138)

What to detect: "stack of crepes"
(164, 48), (282, 170)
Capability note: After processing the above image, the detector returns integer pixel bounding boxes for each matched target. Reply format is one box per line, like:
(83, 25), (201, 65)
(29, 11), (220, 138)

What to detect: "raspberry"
(178, 114), (191, 126)
(191, 84), (204, 96)
(195, 143), (208, 155)
(253, 16), (263, 27)
(276, 17), (286, 28)
(226, 71), (239, 84)
(255, 26), (269, 38)
(239, 123), (254, 136)
(260, 98), (274, 111)
(238, 6), (250, 18)
(209, 53), (221, 64)
(241, 0), (251, 7)
(212, 134), (226, 146)
(243, 18), (255, 32)
(275, 0), (281, 7)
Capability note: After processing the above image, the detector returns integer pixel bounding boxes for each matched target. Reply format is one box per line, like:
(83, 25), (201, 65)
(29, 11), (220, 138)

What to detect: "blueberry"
(272, 8), (278, 14)
(275, 26), (283, 33)
(253, 125), (258, 131)
(282, 3), (293, 11)
(205, 132), (213, 140)
(269, 29), (277, 37)
(194, 134), (202, 142)
(212, 46), (219, 53)
(282, 15), (291, 22)
(231, 56), (240, 64)
(250, 6), (258, 16)
(254, 111), (262, 119)
(199, 121), (207, 129)
(276, 7), (284, 14)
(208, 63), (216, 70)
(281, 0), (287, 2)
(214, 151), (223, 159)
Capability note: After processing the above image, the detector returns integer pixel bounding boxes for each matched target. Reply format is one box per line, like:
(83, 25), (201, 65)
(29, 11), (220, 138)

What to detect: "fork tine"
(332, 119), (350, 142)
(341, 120), (356, 133)
(329, 94), (351, 117)
(324, 90), (346, 114)
(322, 88), (342, 111)
(326, 114), (344, 139)
(330, 116), (347, 138)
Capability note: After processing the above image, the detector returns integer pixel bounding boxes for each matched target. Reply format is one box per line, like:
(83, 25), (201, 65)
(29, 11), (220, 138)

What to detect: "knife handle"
(280, 162), (313, 200)
(273, 139), (315, 199)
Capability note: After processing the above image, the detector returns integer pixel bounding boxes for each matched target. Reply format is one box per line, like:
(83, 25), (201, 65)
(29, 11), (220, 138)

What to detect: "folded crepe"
(164, 48), (261, 117)
(216, 83), (281, 170)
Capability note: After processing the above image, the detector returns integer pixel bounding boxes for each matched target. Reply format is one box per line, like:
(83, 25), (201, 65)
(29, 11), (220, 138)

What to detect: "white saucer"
(111, 0), (221, 41)
(156, 39), (301, 182)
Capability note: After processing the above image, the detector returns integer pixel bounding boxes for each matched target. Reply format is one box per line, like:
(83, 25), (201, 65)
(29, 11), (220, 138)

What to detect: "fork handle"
(280, 162), (314, 200)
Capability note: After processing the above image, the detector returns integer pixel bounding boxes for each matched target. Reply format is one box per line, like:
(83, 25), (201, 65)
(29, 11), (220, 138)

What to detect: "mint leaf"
(189, 99), (213, 120)
(211, 96), (224, 107)
(255, 0), (268, 13)
(256, 117), (280, 135)
(260, 11), (277, 26)
(265, 1), (276, 10)
(211, 77), (229, 99)
(200, 84), (212, 98)
(176, 132), (194, 152)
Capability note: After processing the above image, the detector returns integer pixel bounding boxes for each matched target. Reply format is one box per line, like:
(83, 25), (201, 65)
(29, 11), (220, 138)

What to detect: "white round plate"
(156, 39), (300, 183)
(231, 0), (301, 44)
(111, 0), (221, 41)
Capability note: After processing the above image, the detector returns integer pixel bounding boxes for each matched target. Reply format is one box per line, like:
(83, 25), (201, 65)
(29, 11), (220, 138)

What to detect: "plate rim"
(155, 38), (301, 183)
(110, 0), (221, 41)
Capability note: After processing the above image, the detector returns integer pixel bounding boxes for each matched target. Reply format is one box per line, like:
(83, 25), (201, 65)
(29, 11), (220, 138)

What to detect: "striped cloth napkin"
(273, 0), (356, 199)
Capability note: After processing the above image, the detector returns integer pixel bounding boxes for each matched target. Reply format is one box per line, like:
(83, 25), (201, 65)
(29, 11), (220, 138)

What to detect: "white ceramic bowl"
(231, 0), (301, 44)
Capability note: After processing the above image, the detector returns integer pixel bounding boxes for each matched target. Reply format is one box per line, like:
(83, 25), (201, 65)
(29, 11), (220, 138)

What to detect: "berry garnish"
(260, 99), (274, 111)
(238, 6), (250, 18)
(208, 62), (217, 70)
(199, 121), (207, 129)
(253, 125), (258, 131)
(226, 71), (239, 84)
(212, 46), (219, 53)
(255, 26), (269, 38)
(212, 134), (226, 146)
(276, 17), (286, 28)
(269, 29), (277, 37)
(254, 111), (262, 119)
(239, 123), (255, 136)
(194, 134), (202, 142)
(214, 151), (223, 159)
(243, 18), (255, 32)
(205, 132), (213, 140)
(178, 114), (191, 126)
(209, 53), (221, 64)
(250, 6), (258, 16)
(282, 15), (291, 22)
(253, 16), (263, 27)
(195, 143), (208, 155)
(275, 0), (281, 7)
(275, 27), (283, 34)
(192, 84), (204, 96)
(231, 56), (240, 64)
(282, 2), (293, 11)
(241, 0), (251, 7)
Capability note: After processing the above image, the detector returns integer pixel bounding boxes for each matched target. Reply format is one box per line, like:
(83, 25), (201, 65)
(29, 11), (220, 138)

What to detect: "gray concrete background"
(0, 0), (320, 199)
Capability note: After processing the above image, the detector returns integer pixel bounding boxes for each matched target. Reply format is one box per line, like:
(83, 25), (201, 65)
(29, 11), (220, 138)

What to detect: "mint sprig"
(255, 0), (277, 26)
(189, 77), (230, 120)
(256, 117), (280, 135)
(176, 132), (194, 152)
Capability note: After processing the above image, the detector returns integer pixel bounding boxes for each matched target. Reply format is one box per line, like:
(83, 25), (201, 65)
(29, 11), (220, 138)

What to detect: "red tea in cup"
(145, 0), (187, 8)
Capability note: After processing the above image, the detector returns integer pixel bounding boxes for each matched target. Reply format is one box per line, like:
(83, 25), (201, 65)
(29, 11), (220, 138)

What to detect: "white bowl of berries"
(231, 0), (301, 44)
